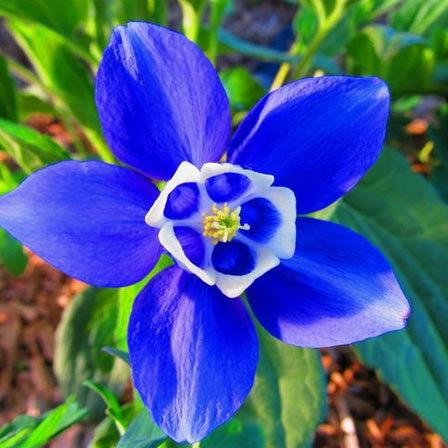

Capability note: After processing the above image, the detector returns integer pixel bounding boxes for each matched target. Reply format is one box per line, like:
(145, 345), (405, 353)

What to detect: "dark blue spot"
(212, 240), (256, 275)
(205, 173), (251, 203)
(240, 197), (281, 243)
(174, 226), (206, 267)
(164, 182), (200, 220)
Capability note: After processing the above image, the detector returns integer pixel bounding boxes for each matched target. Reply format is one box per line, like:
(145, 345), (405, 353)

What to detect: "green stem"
(208, 0), (229, 65)
(149, 0), (167, 25)
(178, 0), (206, 43)
(270, 0), (346, 90)
(293, 0), (346, 79)
(84, 128), (115, 163)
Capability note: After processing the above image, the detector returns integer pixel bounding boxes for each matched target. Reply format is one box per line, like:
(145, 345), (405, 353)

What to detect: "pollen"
(202, 203), (250, 244)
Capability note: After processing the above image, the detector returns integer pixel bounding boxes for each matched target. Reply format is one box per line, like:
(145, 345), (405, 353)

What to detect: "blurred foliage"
(0, 396), (88, 447)
(0, 0), (447, 446)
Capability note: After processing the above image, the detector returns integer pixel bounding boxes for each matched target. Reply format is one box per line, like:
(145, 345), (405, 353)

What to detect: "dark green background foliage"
(0, 0), (447, 446)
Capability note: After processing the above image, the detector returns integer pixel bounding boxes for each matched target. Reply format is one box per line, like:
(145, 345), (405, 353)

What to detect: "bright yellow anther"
(202, 203), (249, 244)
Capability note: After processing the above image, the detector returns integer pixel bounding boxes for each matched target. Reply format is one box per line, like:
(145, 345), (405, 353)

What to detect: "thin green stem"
(208, 0), (229, 65)
(84, 128), (115, 163)
(293, 0), (346, 79)
(178, 0), (207, 43)
(270, 0), (346, 90)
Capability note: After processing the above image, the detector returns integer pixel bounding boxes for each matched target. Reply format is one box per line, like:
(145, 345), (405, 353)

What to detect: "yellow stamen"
(202, 203), (249, 244)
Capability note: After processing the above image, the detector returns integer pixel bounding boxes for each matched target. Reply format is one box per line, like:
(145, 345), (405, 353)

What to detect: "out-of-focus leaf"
(200, 417), (264, 448)
(346, 25), (435, 95)
(429, 108), (448, 202)
(117, 410), (166, 448)
(0, 55), (18, 121)
(220, 67), (264, 111)
(0, 0), (89, 39)
(0, 163), (27, 275)
(333, 148), (448, 440)
(0, 396), (88, 448)
(0, 229), (27, 276)
(241, 326), (326, 448)
(385, 44), (434, 94)
(0, 118), (70, 173)
(103, 347), (130, 364)
(18, 91), (60, 121)
(91, 416), (121, 448)
(219, 30), (297, 63)
(115, 254), (173, 350)
(54, 288), (129, 421)
(84, 381), (127, 433)
(8, 21), (100, 132)
(391, 0), (448, 36)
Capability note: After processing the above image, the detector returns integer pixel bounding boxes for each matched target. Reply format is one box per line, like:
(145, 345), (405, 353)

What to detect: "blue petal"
(96, 22), (231, 179)
(229, 76), (389, 214)
(212, 240), (256, 275)
(164, 182), (200, 220)
(205, 173), (251, 203)
(128, 266), (258, 443)
(239, 197), (281, 243)
(247, 218), (410, 347)
(174, 226), (206, 268)
(0, 161), (161, 287)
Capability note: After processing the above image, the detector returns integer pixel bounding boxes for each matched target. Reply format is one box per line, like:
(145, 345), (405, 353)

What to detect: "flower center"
(202, 203), (250, 244)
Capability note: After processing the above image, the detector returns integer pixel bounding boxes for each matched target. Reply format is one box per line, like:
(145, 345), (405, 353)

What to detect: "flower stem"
(84, 129), (115, 163)
(270, 0), (346, 90)
(178, 0), (207, 43)
(208, 0), (229, 65)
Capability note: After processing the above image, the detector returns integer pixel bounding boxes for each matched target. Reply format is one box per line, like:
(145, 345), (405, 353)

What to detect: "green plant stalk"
(5, 55), (115, 162)
(208, 0), (229, 65)
(270, 0), (346, 90)
(84, 128), (115, 163)
(148, 0), (167, 25)
(178, 0), (206, 43)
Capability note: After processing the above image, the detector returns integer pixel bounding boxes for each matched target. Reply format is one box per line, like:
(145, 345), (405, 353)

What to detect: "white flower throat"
(145, 162), (297, 298)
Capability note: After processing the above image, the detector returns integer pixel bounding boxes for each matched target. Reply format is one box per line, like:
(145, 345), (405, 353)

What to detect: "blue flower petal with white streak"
(128, 266), (258, 443)
(96, 22), (231, 179)
(247, 217), (410, 347)
(228, 76), (389, 214)
(0, 161), (161, 287)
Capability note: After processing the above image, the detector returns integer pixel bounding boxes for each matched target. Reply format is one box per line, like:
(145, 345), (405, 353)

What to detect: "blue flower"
(0, 22), (409, 443)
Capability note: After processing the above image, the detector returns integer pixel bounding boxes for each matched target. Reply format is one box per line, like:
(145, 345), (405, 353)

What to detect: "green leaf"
(0, 162), (27, 276)
(429, 107), (448, 202)
(90, 415), (121, 448)
(0, 118), (70, 173)
(346, 25), (435, 95)
(0, 229), (27, 276)
(8, 20), (100, 131)
(102, 346), (130, 364)
(115, 254), (173, 350)
(200, 417), (264, 448)
(332, 148), (448, 440)
(54, 288), (129, 421)
(117, 410), (166, 448)
(0, 396), (88, 448)
(18, 91), (60, 121)
(0, 0), (89, 39)
(84, 380), (127, 433)
(219, 30), (297, 63)
(391, 0), (448, 36)
(220, 67), (264, 111)
(0, 54), (18, 121)
(241, 326), (326, 448)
